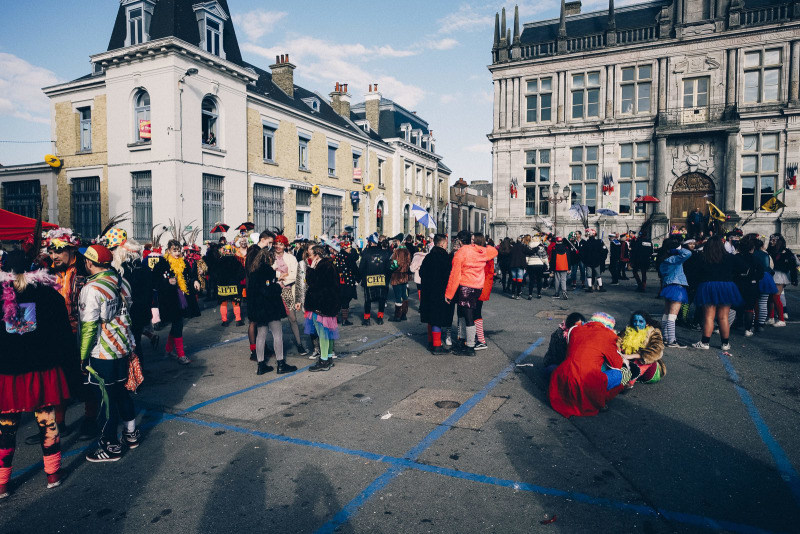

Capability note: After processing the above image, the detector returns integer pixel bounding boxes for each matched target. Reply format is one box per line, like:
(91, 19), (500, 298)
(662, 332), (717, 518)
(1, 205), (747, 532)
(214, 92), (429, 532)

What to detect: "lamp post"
(454, 178), (468, 235)
(542, 182), (572, 237)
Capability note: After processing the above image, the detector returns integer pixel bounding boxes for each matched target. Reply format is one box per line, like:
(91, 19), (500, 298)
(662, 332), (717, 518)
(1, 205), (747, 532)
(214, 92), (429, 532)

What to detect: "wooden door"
(670, 173), (714, 229)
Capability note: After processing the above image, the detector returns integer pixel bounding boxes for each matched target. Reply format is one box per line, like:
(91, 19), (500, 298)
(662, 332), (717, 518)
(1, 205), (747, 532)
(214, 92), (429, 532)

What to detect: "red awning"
(0, 208), (58, 241)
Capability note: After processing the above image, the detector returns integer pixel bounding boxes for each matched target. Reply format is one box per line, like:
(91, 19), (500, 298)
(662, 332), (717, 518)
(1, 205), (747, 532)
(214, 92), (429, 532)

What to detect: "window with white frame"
(682, 77), (709, 108)
(571, 71), (600, 119)
(127, 6), (144, 45)
(201, 96), (218, 146)
(403, 204), (410, 233)
(620, 65), (652, 114)
(205, 17), (222, 56)
(744, 49), (781, 104)
(72, 177), (101, 239)
(298, 134), (310, 170)
(253, 184), (283, 231)
(404, 164), (412, 192)
(79, 107), (92, 152)
(525, 77), (553, 123)
(523, 149), (550, 216)
(321, 194), (342, 235)
(426, 170), (432, 197)
(619, 143), (650, 214)
(202, 174), (224, 240)
(570, 146), (599, 214)
(328, 144), (337, 176)
(262, 124), (275, 162)
(416, 167), (422, 194)
(131, 171), (152, 241)
(378, 158), (385, 186)
(134, 90), (150, 143)
(741, 133), (778, 211)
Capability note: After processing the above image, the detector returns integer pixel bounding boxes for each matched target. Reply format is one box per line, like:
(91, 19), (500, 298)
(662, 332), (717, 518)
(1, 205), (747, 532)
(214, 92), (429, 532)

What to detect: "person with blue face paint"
(618, 311), (666, 387)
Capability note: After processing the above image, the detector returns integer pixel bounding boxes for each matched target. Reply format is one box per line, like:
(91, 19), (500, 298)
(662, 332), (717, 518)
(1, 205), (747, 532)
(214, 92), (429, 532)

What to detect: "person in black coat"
(247, 248), (296, 376)
(214, 247), (246, 326)
(580, 229), (608, 293)
(304, 245), (340, 371)
(608, 234), (621, 284)
(631, 228), (654, 292)
(359, 236), (394, 325)
(508, 237), (529, 299)
(419, 234), (455, 354)
(333, 242), (361, 325)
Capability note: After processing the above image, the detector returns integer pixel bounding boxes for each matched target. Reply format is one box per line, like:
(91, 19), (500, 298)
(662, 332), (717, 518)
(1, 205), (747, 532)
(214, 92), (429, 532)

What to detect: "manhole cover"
(435, 400), (461, 409)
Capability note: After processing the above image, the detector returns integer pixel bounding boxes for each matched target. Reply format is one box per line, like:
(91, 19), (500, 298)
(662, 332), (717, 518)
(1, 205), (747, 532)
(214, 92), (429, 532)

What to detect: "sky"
(0, 0), (642, 184)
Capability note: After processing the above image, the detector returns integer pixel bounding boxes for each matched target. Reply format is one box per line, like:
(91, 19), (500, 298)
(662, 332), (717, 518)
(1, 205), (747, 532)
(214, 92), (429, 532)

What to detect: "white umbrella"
(411, 203), (437, 230)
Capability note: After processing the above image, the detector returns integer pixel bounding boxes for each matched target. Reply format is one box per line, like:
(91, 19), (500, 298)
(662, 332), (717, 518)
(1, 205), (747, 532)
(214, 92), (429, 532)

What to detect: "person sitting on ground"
(548, 312), (631, 417)
(617, 311), (665, 389)
(542, 312), (586, 373)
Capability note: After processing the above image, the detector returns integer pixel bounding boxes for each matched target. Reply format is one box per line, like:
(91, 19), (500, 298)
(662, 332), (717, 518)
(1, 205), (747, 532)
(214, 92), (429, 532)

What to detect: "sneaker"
(177, 355), (191, 365)
(235, 320), (245, 326)
(713, 328), (720, 334)
(85, 440), (123, 463)
(665, 341), (687, 348)
(46, 471), (62, 489)
(444, 336), (453, 347)
(430, 345), (450, 354)
(691, 341), (710, 350)
(460, 345), (476, 356)
(721, 342), (731, 351)
(308, 357), (334, 372)
(744, 329), (754, 337)
(221, 320), (230, 327)
(122, 429), (141, 449)
(474, 342), (488, 351)
(361, 317), (370, 326)
(309, 348), (320, 360)
(329, 352), (337, 359)
(536, 294), (542, 299)
(295, 343), (309, 356)
(0, 484), (8, 499)
(774, 320), (786, 327)
(527, 294), (533, 300)
(766, 318), (775, 326)
(164, 349), (176, 359)
(375, 317), (384, 325)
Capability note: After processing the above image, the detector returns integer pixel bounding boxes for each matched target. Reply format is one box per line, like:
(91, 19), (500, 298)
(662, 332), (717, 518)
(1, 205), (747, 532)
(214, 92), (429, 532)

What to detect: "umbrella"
(633, 195), (660, 203)
(568, 204), (588, 221)
(237, 221), (255, 232)
(596, 208), (618, 216)
(410, 203), (437, 230)
(210, 223), (229, 234)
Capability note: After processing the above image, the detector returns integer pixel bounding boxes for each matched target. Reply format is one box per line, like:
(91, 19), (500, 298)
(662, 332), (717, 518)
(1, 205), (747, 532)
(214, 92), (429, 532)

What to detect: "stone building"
(0, 0), (450, 243)
(450, 178), (491, 238)
(489, 0), (800, 245)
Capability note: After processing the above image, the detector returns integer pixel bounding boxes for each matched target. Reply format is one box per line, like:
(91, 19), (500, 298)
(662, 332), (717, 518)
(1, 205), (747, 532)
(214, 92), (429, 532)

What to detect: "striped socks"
(475, 319), (485, 344)
(662, 314), (676, 344)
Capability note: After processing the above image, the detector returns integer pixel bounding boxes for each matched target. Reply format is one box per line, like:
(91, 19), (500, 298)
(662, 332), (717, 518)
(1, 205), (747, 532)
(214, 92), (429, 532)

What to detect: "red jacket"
(548, 322), (624, 417)
(479, 259), (494, 301)
(445, 245), (499, 300)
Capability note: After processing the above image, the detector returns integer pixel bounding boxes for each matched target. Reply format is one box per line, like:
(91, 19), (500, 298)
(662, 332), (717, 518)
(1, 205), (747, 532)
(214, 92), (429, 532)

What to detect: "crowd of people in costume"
(0, 213), (797, 499)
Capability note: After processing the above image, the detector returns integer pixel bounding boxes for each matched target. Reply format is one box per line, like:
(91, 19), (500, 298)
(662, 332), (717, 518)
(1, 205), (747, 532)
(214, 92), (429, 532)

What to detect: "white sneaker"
(309, 349), (320, 360)
(774, 320), (786, 327)
(721, 342), (731, 351)
(713, 328), (720, 334)
(445, 336), (453, 347)
(692, 341), (710, 350)
(329, 352), (337, 359)
(744, 330), (754, 337)
(766, 318), (775, 326)
(474, 342), (488, 351)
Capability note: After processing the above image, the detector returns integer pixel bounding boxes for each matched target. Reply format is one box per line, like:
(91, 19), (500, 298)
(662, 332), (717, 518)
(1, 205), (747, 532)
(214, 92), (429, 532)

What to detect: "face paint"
(632, 315), (646, 331)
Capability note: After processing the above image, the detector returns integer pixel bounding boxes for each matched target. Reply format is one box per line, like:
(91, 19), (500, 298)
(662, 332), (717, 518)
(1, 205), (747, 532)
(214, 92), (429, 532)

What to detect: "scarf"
(619, 326), (650, 355)
(165, 255), (189, 294)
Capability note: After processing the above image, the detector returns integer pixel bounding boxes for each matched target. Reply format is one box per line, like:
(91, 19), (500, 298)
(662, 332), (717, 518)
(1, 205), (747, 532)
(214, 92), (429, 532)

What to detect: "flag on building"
(706, 201), (727, 222)
(602, 173), (614, 195)
(787, 164), (797, 190)
(761, 196), (786, 212)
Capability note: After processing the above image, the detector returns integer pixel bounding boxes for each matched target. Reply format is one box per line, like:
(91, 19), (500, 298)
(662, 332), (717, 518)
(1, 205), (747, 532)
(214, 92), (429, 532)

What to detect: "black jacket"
(419, 246), (455, 327)
(580, 237), (608, 268)
(152, 256), (200, 323)
(214, 255), (246, 301)
(304, 258), (341, 318)
(509, 241), (529, 269)
(334, 249), (361, 300)
(631, 238), (654, 268)
(247, 264), (287, 324)
(120, 258), (154, 327)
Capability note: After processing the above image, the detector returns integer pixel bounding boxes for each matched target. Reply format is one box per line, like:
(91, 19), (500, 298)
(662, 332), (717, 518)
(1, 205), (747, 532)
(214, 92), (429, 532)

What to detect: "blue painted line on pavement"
(718, 351), (800, 507)
(315, 337), (545, 534)
(173, 412), (777, 534)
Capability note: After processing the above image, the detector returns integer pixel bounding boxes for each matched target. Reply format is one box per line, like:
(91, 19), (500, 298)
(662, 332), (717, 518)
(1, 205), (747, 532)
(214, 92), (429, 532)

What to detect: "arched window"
(202, 96), (218, 146)
(403, 204), (410, 234)
(376, 201), (384, 235)
(134, 90), (150, 142)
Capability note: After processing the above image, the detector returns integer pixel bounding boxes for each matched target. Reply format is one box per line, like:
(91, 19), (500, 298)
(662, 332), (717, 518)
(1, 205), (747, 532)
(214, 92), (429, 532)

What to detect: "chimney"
(565, 1), (581, 15)
(365, 83), (381, 133)
(329, 82), (352, 118)
(269, 53), (296, 98)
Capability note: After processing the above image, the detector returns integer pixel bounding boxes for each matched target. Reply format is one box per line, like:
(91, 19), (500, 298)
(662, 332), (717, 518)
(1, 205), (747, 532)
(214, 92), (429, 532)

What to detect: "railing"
(656, 104), (738, 128)
(616, 25), (657, 44)
(741, 4), (790, 26)
(520, 41), (556, 59)
(566, 33), (605, 52)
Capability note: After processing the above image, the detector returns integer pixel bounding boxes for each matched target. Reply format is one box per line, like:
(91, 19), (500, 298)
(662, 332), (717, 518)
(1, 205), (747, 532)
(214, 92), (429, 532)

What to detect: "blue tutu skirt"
(304, 311), (340, 340)
(659, 284), (688, 303)
(695, 281), (743, 307)
(758, 272), (778, 295)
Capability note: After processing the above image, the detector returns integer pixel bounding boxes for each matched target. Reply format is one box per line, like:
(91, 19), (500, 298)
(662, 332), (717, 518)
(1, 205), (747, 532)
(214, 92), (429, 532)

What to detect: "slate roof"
(107, 0), (244, 65)
(520, 0), (667, 44)
(351, 98), (431, 141)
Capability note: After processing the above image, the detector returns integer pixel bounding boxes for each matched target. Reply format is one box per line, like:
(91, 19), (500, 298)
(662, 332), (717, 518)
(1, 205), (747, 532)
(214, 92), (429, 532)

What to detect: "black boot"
(388, 305), (402, 322)
(295, 342), (309, 356)
(250, 350), (257, 362)
(375, 315), (384, 325)
(276, 360), (298, 374)
(400, 300), (409, 321)
(361, 316), (371, 326)
(256, 361), (274, 375)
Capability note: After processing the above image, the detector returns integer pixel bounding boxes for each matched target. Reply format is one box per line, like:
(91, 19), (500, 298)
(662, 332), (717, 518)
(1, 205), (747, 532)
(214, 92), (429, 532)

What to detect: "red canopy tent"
(0, 208), (58, 241)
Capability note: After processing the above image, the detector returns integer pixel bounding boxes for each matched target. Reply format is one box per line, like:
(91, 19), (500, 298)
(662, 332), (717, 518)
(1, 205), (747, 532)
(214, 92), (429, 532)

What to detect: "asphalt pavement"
(2, 276), (799, 533)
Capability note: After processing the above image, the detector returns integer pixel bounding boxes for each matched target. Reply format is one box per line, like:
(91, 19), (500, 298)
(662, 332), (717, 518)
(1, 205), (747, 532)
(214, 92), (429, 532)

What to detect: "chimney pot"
(275, 55), (279, 64)
(344, 83), (348, 93)
(369, 84), (373, 92)
(270, 53), (296, 98)
(285, 53), (290, 63)
(374, 83), (378, 91)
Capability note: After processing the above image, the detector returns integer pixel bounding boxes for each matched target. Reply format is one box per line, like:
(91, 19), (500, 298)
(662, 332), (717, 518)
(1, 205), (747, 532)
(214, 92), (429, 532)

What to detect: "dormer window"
(302, 97), (320, 112)
(123, 0), (155, 47)
(194, 2), (229, 59)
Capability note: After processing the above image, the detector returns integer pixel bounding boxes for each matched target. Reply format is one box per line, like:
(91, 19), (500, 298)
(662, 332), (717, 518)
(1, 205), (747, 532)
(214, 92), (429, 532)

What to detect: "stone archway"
(670, 173), (715, 228)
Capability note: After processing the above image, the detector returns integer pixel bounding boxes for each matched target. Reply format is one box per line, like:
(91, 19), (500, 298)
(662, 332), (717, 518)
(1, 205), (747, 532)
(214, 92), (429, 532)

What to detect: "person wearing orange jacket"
(445, 231), (498, 356)
(473, 233), (495, 350)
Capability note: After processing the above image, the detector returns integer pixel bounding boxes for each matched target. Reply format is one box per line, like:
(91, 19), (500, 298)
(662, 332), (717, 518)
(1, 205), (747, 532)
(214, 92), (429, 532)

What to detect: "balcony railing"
(656, 104), (738, 129)
(566, 33), (605, 52)
(616, 25), (657, 45)
(520, 41), (556, 59)
(741, 4), (790, 27)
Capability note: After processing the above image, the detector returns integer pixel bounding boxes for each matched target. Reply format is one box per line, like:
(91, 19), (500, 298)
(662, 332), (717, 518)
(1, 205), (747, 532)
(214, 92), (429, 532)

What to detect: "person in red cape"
(548, 312), (626, 417)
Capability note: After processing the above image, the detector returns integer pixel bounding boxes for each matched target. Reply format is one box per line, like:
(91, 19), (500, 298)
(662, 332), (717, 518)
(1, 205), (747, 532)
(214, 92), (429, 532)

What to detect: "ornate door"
(670, 173), (714, 227)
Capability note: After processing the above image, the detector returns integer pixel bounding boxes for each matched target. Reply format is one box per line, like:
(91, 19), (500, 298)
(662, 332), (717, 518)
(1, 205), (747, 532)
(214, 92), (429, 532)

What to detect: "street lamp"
(542, 182), (572, 237)
(453, 178), (468, 234)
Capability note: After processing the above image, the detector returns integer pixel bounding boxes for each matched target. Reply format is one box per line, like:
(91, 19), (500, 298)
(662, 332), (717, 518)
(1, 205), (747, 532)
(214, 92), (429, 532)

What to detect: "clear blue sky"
(0, 0), (637, 183)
